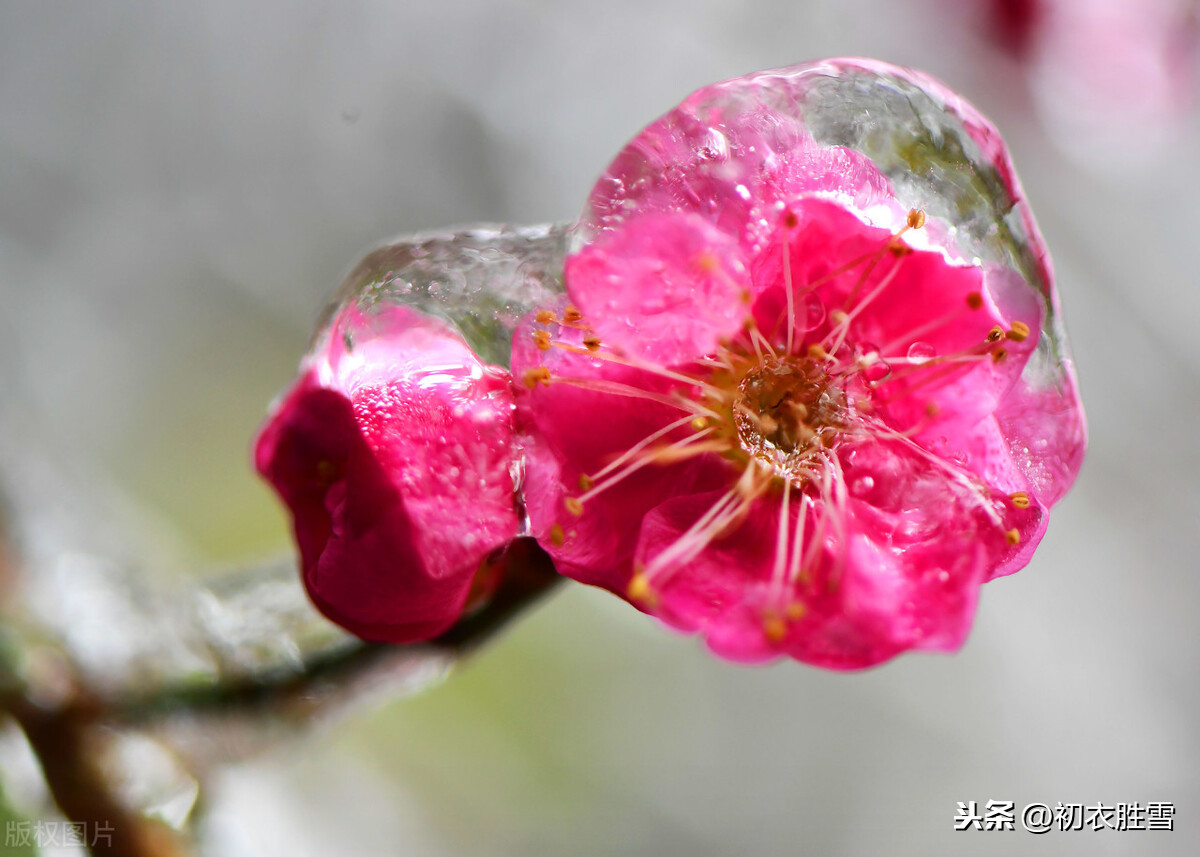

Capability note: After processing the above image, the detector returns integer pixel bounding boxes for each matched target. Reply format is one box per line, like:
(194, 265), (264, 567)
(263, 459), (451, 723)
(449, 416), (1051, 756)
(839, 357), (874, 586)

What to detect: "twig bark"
(0, 538), (559, 857)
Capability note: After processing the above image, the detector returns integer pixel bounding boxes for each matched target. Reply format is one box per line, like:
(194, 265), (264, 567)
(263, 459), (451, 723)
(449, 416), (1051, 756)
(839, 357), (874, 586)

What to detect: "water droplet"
(907, 341), (936, 364)
(863, 355), (891, 383)
(854, 475), (876, 493)
(799, 292), (826, 332)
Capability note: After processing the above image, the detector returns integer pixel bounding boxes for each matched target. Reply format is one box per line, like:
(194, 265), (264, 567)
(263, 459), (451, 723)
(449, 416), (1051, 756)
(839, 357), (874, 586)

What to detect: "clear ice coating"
(324, 59), (1083, 508)
(319, 63), (1074, 396)
(321, 64), (1063, 376)
(794, 61), (1078, 400)
(319, 223), (570, 370)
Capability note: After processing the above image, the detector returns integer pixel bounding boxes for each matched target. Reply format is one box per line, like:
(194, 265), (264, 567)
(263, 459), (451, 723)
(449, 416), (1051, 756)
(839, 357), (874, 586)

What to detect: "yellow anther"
(549, 524), (565, 546)
(583, 335), (602, 352)
(532, 330), (552, 350)
(535, 308), (557, 325)
(740, 289), (753, 304)
(1006, 320), (1031, 342)
(690, 416), (709, 431)
(966, 292), (984, 310)
(785, 400), (809, 420)
(1010, 491), (1031, 509)
(522, 366), (552, 389)
(565, 497), (584, 516)
(563, 305), (584, 323)
(992, 347), (1008, 363)
(986, 325), (1005, 343)
(695, 251), (719, 273)
(857, 351), (879, 369)
(1005, 528), (1021, 546)
(925, 401), (940, 417)
(888, 239), (913, 257)
(578, 473), (594, 491)
(830, 309), (849, 326)
(785, 602), (807, 621)
(907, 208), (926, 229)
(807, 343), (829, 361)
(626, 571), (657, 606)
(763, 612), (787, 644)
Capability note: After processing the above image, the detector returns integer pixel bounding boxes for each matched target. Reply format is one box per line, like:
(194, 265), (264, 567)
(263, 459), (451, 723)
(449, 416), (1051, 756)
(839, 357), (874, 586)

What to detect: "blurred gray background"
(1, 1), (1198, 855)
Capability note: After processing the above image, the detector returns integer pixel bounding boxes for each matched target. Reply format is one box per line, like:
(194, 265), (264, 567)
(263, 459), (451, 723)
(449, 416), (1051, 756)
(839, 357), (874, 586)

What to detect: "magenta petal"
(623, 432), (1018, 670)
(566, 213), (750, 365)
(255, 305), (520, 643)
(634, 489), (783, 663)
(514, 305), (728, 589)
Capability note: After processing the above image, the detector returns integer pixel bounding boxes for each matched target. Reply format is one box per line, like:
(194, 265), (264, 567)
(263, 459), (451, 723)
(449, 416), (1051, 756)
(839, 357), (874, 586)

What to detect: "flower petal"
(566, 213), (749, 365)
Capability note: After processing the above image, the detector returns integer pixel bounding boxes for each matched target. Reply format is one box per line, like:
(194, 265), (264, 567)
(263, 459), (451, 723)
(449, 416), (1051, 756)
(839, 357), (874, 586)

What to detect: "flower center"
(731, 356), (844, 479)
(523, 205), (1045, 637)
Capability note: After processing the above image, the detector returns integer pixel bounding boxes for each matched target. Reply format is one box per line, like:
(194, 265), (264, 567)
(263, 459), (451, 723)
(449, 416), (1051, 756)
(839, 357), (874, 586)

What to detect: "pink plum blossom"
(514, 60), (1086, 669)
(984, 0), (1199, 164)
(985, 0), (1044, 55)
(255, 304), (520, 643)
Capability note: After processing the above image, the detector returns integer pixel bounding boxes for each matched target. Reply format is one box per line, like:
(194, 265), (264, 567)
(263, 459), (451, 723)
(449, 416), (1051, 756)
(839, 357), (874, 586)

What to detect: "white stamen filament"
(642, 465), (767, 583)
(864, 417), (1005, 527)
(589, 414), (700, 482)
(825, 257), (905, 357)
(787, 492), (809, 587)
(578, 428), (716, 503)
(770, 478), (793, 599)
(551, 340), (724, 398)
(552, 377), (720, 420)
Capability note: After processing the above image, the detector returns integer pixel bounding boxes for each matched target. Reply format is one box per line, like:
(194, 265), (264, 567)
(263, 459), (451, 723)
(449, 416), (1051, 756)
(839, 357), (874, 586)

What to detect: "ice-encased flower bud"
(255, 303), (521, 642)
(255, 225), (568, 642)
